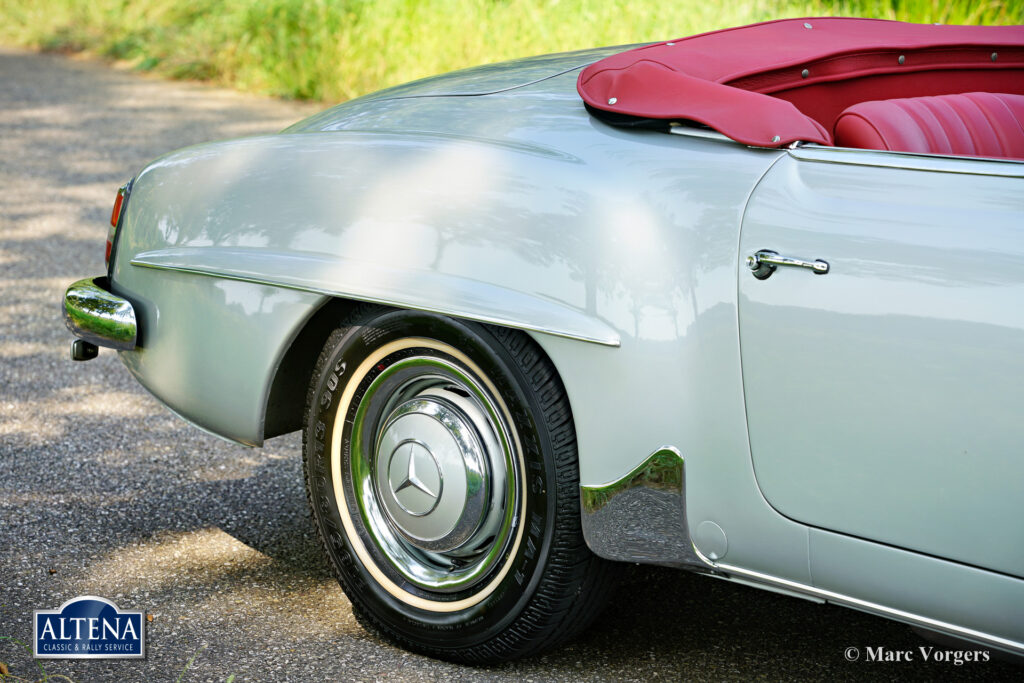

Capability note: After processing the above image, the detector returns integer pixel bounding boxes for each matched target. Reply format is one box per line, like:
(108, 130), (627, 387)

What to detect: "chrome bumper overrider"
(62, 276), (137, 351)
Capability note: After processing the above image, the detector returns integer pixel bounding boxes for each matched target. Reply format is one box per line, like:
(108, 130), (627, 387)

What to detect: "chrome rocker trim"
(581, 446), (1023, 656)
(713, 563), (1024, 656)
(63, 277), (137, 350)
(580, 446), (711, 570)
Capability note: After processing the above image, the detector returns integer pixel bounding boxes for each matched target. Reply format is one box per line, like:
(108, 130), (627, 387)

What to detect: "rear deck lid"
(287, 46), (628, 133)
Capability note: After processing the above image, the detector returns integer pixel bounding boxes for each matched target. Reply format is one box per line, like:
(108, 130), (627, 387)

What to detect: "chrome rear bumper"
(62, 276), (137, 351)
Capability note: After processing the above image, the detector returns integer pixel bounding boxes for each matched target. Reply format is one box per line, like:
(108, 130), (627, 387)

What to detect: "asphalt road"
(0, 47), (1017, 682)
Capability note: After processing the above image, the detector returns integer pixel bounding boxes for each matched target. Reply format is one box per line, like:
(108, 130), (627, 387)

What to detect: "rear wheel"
(302, 306), (617, 663)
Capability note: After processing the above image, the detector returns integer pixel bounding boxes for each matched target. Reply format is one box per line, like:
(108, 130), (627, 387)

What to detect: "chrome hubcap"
(350, 354), (519, 593)
(374, 390), (499, 552)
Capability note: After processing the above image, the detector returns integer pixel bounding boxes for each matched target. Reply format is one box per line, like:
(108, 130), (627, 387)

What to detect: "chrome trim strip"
(714, 562), (1024, 655)
(131, 248), (620, 347)
(789, 145), (1024, 177)
(62, 277), (137, 350)
(667, 125), (736, 143)
(580, 446), (713, 570)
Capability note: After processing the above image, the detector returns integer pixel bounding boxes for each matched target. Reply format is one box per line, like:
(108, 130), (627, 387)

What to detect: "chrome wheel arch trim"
(130, 248), (620, 348)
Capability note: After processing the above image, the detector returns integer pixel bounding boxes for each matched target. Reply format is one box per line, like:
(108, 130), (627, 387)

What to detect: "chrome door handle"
(747, 249), (829, 280)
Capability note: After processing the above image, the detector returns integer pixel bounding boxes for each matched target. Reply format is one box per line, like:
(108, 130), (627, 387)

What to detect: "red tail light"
(110, 189), (125, 228)
(106, 184), (128, 269)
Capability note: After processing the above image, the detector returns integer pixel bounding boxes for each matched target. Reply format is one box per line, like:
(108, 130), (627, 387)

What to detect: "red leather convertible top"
(577, 18), (1024, 147)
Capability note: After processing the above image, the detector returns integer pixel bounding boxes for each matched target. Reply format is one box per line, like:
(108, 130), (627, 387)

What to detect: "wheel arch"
(263, 296), (356, 440)
(262, 296), (594, 444)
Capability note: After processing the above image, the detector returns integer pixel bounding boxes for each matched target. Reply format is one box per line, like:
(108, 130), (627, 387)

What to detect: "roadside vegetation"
(1, 0), (1020, 102)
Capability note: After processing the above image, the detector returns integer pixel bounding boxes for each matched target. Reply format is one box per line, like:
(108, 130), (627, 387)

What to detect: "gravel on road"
(0, 46), (1017, 682)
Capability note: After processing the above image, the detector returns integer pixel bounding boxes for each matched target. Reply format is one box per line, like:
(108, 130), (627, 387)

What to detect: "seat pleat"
(886, 102), (934, 153)
(926, 97), (983, 156)
(967, 92), (1024, 158)
(951, 94), (1008, 158)
(898, 98), (955, 155)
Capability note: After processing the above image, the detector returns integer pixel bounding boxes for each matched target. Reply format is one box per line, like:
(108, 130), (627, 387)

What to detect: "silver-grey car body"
(64, 39), (1024, 657)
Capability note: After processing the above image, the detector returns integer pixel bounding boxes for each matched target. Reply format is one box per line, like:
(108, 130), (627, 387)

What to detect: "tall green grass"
(1, 0), (1020, 102)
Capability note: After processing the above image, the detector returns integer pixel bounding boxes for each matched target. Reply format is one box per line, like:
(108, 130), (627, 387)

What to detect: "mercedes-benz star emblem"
(388, 441), (443, 517)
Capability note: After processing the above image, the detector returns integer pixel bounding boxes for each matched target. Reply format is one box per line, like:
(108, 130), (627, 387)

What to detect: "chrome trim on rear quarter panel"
(130, 247), (620, 347)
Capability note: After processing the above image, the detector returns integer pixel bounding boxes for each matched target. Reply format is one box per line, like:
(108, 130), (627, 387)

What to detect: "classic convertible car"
(63, 18), (1023, 663)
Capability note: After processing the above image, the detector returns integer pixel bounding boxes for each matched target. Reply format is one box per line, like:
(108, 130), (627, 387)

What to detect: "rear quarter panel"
(110, 77), (817, 583)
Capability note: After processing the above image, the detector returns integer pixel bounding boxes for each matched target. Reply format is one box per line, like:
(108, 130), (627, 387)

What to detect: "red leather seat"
(833, 92), (1024, 160)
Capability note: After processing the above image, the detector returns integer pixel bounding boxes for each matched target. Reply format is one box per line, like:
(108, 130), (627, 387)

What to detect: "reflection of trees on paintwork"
(133, 83), (763, 344)
(581, 449), (683, 513)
